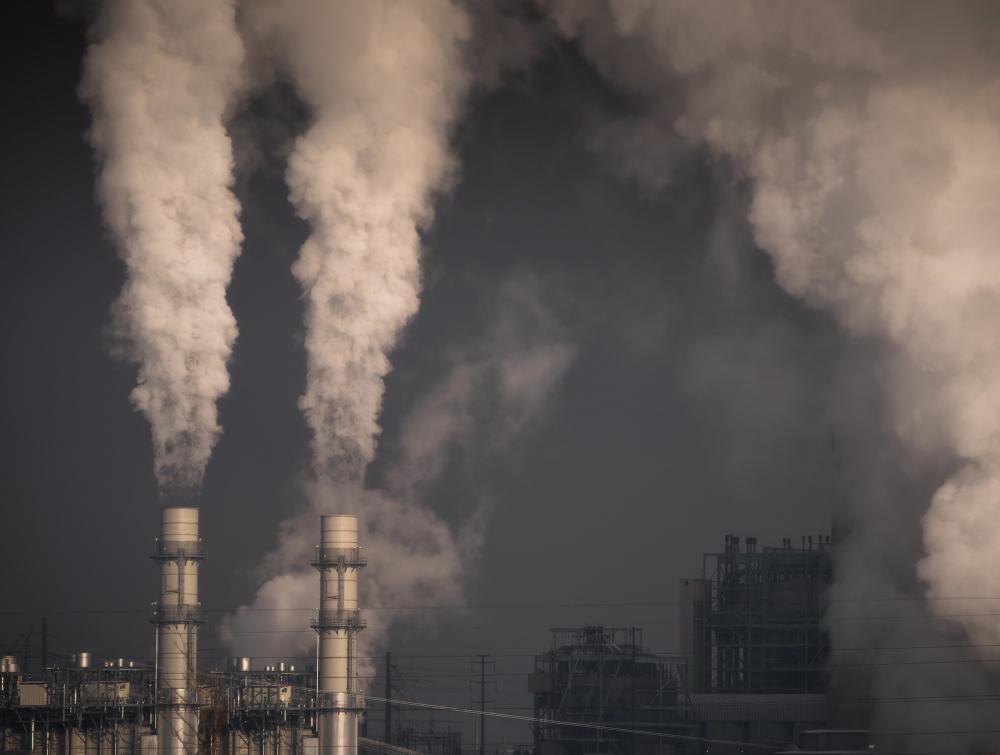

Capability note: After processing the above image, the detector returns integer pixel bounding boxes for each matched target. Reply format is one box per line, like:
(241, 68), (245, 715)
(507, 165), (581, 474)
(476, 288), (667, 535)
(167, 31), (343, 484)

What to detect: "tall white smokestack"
(153, 507), (202, 755)
(312, 515), (366, 755)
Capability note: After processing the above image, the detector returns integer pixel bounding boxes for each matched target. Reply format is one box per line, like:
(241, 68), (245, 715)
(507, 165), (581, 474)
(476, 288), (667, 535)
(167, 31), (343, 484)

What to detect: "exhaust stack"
(153, 506), (203, 755)
(312, 515), (366, 755)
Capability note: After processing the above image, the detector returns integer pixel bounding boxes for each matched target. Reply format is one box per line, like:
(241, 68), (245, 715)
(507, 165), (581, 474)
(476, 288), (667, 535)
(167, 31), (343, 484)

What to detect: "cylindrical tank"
(0, 656), (16, 674)
(314, 515), (365, 755)
(227, 657), (252, 674)
(154, 506), (202, 755)
(67, 728), (87, 755)
(277, 726), (297, 755)
(141, 733), (159, 755)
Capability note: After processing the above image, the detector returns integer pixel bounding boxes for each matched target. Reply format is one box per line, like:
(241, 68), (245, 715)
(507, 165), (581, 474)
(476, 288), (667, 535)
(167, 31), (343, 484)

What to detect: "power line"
(367, 694), (784, 752)
(363, 694), (1000, 748)
(8, 591), (1000, 616)
(192, 673), (1000, 744)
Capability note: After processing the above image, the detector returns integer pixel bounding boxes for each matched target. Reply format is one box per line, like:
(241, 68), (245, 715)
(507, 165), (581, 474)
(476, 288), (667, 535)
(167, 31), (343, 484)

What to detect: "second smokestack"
(312, 515), (366, 755)
(153, 506), (202, 755)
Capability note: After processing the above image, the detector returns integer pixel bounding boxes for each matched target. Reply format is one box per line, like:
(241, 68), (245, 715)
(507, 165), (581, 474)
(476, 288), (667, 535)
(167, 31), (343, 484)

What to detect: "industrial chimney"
(312, 515), (366, 755)
(152, 507), (203, 755)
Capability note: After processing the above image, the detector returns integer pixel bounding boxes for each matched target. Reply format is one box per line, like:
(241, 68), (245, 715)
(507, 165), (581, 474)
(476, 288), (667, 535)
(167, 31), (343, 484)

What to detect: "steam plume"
(241, 0), (471, 482)
(80, 0), (245, 495)
(545, 0), (1000, 744)
(221, 272), (575, 661)
(225, 0), (478, 661)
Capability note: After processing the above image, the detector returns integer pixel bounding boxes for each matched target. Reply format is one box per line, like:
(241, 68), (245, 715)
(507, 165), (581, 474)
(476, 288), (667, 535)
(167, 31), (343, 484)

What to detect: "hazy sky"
(0, 1), (933, 747)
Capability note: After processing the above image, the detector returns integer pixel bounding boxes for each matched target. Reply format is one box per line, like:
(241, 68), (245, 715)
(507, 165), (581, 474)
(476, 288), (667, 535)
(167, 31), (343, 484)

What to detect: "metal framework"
(530, 627), (690, 755)
(393, 729), (461, 755)
(204, 666), (318, 755)
(700, 536), (832, 694)
(0, 661), (325, 755)
(0, 661), (158, 755)
(1, 512), (375, 755)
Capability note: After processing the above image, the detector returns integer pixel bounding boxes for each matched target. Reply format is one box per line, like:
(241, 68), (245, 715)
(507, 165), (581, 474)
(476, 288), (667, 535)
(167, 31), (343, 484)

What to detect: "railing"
(315, 690), (366, 711)
(151, 603), (204, 624)
(311, 546), (367, 569)
(310, 608), (366, 631)
(154, 688), (201, 706)
(152, 539), (204, 559)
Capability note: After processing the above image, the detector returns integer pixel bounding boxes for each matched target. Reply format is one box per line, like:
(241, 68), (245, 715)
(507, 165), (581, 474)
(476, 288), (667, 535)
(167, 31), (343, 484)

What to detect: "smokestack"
(312, 515), (366, 755)
(152, 507), (203, 755)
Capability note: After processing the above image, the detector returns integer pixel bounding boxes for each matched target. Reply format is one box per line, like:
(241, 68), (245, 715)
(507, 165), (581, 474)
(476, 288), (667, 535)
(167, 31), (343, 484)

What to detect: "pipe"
(153, 507), (203, 755)
(312, 515), (366, 755)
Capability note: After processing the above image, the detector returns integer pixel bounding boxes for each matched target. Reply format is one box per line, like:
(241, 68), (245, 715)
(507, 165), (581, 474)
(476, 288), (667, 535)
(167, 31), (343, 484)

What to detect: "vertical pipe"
(153, 507), (203, 755)
(383, 653), (390, 745)
(478, 655), (486, 755)
(312, 516), (365, 755)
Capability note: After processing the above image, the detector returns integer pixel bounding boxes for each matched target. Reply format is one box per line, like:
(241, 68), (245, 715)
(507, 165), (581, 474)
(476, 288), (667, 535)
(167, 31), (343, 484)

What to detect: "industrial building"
(3, 515), (870, 755)
(530, 626), (690, 755)
(526, 535), (870, 755)
(678, 535), (872, 754)
(680, 535), (832, 695)
(0, 508), (381, 755)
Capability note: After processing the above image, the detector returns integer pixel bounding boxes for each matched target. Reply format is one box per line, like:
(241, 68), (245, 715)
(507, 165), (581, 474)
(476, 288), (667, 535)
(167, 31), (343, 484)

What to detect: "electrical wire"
(7, 590), (1000, 616)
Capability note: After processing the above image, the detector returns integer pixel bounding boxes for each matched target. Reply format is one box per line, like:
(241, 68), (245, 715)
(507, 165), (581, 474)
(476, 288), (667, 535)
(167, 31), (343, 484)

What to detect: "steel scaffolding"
(530, 627), (690, 755)
(699, 536), (832, 694)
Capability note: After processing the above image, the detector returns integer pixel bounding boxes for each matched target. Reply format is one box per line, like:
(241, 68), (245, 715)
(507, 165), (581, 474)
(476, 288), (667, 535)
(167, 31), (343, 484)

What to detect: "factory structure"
(529, 535), (871, 755)
(530, 626), (687, 755)
(0, 508), (386, 755)
(2, 517), (864, 755)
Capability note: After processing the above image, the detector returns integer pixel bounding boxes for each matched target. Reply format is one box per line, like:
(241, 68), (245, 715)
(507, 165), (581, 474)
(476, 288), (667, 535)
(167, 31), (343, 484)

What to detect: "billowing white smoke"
(80, 0), (245, 495)
(547, 0), (1000, 743)
(241, 0), (471, 482)
(221, 272), (575, 663)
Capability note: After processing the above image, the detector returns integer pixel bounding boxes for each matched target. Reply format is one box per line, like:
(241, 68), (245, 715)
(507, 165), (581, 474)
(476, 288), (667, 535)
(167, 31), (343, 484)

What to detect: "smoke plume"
(543, 0), (1000, 746)
(80, 0), (245, 495)
(221, 271), (576, 663)
(241, 0), (472, 483)
(218, 0), (479, 672)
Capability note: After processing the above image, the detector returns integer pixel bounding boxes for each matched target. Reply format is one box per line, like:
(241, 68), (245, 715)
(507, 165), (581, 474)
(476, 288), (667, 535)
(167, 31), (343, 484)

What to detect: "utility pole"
(471, 655), (495, 755)
(480, 656), (485, 755)
(41, 618), (47, 670)
(23, 628), (32, 676)
(384, 651), (392, 745)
